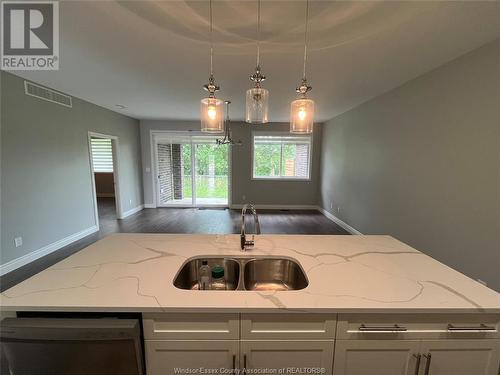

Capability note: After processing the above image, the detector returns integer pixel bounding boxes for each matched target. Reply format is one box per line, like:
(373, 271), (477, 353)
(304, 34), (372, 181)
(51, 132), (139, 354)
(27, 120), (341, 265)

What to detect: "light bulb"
(298, 107), (307, 120)
(201, 97), (223, 133)
(207, 105), (217, 120)
(290, 98), (314, 134)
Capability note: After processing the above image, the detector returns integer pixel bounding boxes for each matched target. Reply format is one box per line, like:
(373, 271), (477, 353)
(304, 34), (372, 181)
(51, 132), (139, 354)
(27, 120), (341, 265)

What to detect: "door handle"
(358, 324), (407, 332)
(413, 354), (421, 375)
(447, 323), (496, 331)
(423, 353), (432, 375)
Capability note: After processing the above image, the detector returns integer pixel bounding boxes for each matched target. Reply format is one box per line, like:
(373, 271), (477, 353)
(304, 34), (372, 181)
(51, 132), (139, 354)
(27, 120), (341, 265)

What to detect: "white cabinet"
(333, 340), (421, 375)
(145, 340), (239, 375)
(333, 339), (500, 375)
(143, 313), (240, 375)
(144, 313), (336, 375)
(240, 314), (335, 373)
(334, 314), (500, 375)
(143, 313), (500, 375)
(418, 339), (500, 375)
(241, 340), (334, 373)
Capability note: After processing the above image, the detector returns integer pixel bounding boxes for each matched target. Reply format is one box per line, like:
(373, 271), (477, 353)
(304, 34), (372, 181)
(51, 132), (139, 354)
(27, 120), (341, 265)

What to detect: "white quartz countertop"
(1, 234), (499, 313)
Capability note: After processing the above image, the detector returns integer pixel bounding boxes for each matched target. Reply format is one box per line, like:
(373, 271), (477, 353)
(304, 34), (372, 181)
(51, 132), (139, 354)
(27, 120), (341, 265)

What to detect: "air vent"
(24, 81), (72, 108)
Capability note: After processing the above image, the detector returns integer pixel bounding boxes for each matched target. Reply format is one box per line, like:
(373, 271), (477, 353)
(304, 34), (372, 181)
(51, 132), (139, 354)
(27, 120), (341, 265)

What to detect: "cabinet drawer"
(143, 313), (239, 340)
(241, 313), (336, 340)
(337, 314), (500, 340)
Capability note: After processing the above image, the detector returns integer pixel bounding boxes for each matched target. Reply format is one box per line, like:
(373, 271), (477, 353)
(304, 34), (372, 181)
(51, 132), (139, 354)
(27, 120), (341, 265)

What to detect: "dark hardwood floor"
(0, 198), (348, 291)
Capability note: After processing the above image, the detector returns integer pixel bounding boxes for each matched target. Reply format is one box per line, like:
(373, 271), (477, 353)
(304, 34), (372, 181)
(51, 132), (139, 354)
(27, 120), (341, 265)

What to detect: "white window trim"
(251, 131), (313, 181)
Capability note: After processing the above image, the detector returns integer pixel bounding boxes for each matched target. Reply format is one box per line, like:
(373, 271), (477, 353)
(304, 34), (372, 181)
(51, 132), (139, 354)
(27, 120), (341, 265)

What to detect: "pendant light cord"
(256, 0), (261, 67)
(209, 0), (214, 76)
(302, 0), (309, 81)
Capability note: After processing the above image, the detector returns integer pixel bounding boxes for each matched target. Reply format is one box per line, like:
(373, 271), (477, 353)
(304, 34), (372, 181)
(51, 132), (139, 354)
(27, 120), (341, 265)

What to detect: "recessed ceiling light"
(115, 104), (126, 109)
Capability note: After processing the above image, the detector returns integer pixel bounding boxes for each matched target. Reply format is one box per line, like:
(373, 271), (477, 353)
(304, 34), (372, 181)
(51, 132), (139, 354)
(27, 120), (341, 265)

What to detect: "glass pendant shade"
(200, 97), (224, 133)
(290, 98), (314, 134)
(246, 87), (269, 123)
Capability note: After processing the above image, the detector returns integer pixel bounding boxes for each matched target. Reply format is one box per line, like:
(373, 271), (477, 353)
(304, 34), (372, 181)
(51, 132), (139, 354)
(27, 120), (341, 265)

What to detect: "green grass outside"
(182, 175), (228, 199)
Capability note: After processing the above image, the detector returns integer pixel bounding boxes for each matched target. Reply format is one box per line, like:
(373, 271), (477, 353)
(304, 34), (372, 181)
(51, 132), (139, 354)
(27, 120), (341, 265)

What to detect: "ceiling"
(11, 1), (500, 122)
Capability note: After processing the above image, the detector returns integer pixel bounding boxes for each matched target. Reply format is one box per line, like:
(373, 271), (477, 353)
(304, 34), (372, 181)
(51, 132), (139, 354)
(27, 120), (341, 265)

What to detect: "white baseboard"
(0, 225), (99, 276)
(317, 207), (363, 235)
(97, 193), (115, 198)
(119, 204), (144, 219)
(144, 203), (156, 209)
(230, 204), (318, 210)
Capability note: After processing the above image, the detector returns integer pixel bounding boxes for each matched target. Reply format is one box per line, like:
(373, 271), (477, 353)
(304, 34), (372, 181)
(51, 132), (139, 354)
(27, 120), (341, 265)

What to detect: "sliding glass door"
(155, 134), (229, 207)
(194, 141), (229, 206)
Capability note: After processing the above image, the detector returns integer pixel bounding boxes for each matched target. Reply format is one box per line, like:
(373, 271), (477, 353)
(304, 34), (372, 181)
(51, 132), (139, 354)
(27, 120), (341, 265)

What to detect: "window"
(91, 137), (114, 172)
(253, 134), (312, 179)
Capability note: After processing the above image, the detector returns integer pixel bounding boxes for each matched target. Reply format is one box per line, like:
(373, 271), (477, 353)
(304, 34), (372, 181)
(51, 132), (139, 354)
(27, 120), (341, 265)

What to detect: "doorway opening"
(153, 133), (230, 207)
(88, 132), (122, 228)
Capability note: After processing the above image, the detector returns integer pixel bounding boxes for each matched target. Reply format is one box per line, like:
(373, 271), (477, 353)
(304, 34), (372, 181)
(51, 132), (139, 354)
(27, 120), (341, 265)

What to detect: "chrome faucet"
(241, 204), (261, 250)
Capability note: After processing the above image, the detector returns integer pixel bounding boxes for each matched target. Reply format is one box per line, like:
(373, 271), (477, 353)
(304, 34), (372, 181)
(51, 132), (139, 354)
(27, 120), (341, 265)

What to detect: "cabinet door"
(241, 340), (334, 374)
(145, 340), (239, 375)
(419, 339), (500, 375)
(333, 340), (421, 375)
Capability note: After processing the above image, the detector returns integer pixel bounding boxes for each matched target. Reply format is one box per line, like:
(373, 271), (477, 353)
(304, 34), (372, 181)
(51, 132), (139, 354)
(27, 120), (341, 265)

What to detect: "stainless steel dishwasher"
(0, 317), (144, 375)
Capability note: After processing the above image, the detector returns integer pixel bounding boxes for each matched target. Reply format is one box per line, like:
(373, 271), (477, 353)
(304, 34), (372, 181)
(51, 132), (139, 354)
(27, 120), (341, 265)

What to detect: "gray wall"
(319, 40), (500, 291)
(140, 120), (322, 207)
(1, 71), (143, 266)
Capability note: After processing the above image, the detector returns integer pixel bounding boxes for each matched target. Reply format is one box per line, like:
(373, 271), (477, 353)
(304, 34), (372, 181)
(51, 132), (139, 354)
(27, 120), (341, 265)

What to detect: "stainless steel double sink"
(173, 257), (308, 291)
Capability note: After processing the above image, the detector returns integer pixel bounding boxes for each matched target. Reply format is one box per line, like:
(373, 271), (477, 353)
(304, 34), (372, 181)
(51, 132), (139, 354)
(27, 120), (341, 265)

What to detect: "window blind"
(91, 138), (114, 173)
(253, 135), (311, 145)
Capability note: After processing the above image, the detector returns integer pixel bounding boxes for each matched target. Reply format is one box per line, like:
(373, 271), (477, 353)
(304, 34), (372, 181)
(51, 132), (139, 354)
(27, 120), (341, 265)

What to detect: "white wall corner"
(316, 206), (363, 235)
(0, 225), (99, 276)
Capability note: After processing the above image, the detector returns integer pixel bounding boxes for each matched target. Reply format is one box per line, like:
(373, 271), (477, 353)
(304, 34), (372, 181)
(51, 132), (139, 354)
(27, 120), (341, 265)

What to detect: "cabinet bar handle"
(413, 354), (421, 375)
(232, 355), (236, 371)
(423, 353), (432, 375)
(447, 323), (496, 331)
(243, 354), (247, 374)
(358, 324), (407, 332)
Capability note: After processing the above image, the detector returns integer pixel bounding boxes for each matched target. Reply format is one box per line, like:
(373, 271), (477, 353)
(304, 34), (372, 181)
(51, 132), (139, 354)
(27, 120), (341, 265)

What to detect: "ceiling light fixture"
(201, 0), (223, 133)
(290, 0), (315, 134)
(216, 101), (242, 146)
(245, 0), (269, 124)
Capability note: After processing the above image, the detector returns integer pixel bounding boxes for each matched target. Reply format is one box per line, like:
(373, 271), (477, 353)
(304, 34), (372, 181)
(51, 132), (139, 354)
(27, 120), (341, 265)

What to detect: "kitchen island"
(1, 234), (499, 374)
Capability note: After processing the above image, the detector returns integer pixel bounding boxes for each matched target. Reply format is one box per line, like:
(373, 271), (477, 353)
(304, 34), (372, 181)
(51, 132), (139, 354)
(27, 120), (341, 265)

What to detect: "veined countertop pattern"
(1, 234), (499, 313)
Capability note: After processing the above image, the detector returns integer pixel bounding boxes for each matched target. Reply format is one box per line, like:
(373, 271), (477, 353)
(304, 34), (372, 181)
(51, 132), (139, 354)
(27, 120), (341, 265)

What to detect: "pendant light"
(201, 0), (223, 133)
(216, 101), (242, 146)
(290, 0), (314, 134)
(245, 0), (269, 124)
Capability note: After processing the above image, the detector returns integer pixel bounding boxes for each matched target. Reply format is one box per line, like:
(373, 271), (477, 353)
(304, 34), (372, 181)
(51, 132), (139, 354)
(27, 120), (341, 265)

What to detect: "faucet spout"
(241, 204), (260, 250)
